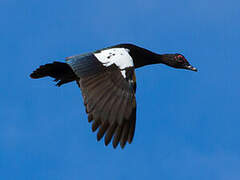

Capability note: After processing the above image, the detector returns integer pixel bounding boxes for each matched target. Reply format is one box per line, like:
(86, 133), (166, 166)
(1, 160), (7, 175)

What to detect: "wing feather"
(67, 53), (137, 148)
(104, 122), (117, 146)
(113, 125), (123, 148)
(120, 121), (130, 148)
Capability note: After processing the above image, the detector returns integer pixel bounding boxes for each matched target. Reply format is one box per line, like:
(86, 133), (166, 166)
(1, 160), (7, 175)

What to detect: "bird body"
(94, 48), (134, 77)
(30, 43), (197, 149)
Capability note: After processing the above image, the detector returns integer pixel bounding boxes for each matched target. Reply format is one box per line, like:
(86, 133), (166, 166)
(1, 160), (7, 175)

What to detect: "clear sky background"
(1, 0), (240, 179)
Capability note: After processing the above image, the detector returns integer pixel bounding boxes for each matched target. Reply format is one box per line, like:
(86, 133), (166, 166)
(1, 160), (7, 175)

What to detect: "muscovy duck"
(30, 43), (197, 149)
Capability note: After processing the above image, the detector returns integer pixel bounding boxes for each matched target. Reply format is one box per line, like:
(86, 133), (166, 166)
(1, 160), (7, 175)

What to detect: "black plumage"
(30, 43), (197, 149)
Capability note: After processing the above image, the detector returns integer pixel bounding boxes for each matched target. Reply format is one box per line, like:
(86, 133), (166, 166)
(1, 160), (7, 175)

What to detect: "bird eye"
(176, 55), (184, 62)
(177, 55), (183, 59)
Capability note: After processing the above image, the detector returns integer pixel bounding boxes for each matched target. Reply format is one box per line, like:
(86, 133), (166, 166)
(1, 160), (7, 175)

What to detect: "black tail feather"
(30, 62), (77, 86)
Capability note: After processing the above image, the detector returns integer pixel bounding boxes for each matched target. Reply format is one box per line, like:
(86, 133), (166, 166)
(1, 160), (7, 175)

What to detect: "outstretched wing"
(66, 48), (136, 148)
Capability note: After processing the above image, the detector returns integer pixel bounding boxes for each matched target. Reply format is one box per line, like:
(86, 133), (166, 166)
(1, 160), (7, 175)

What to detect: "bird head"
(162, 54), (197, 72)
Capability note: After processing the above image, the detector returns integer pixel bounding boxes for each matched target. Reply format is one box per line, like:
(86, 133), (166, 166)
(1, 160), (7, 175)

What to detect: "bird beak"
(186, 65), (198, 72)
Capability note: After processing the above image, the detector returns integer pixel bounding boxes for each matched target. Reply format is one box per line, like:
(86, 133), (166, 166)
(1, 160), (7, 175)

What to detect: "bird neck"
(132, 49), (166, 68)
(112, 44), (168, 68)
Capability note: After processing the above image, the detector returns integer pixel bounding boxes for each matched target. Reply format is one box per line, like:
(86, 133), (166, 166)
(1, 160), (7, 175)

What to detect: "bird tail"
(30, 61), (77, 86)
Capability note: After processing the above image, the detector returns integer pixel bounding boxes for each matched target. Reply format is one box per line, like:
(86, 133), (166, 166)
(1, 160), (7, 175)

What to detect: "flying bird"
(30, 43), (197, 149)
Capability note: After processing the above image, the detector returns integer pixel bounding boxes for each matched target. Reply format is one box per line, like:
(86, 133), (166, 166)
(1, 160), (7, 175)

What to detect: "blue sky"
(1, 0), (240, 179)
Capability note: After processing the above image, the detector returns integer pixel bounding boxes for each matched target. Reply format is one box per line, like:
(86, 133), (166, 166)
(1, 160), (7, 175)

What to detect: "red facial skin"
(175, 54), (189, 64)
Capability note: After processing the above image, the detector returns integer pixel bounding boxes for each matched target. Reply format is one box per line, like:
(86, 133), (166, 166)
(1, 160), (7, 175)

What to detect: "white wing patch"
(93, 48), (134, 78)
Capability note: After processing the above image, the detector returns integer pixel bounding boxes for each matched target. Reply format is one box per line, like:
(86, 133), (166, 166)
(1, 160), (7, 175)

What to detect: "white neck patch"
(93, 48), (134, 78)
